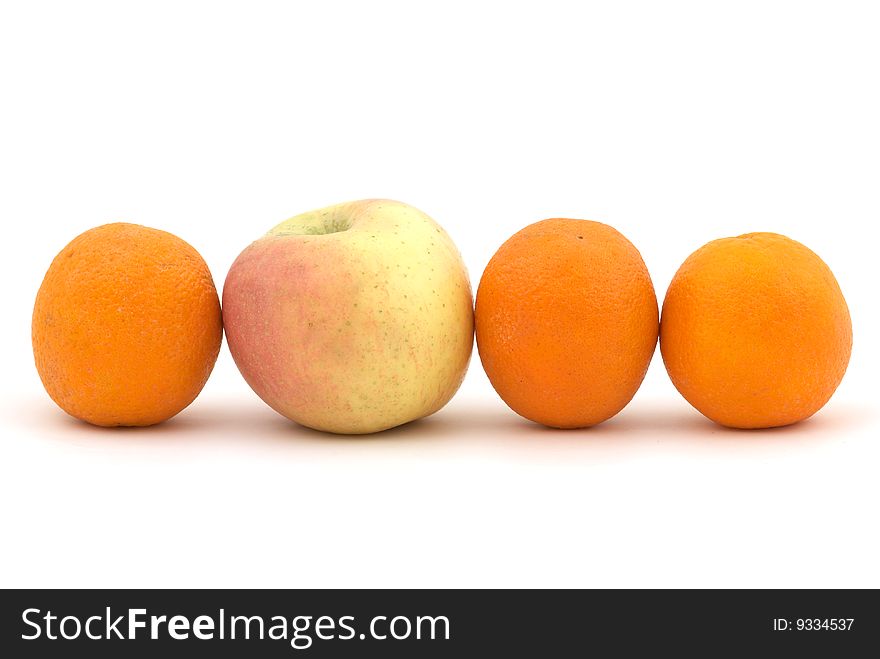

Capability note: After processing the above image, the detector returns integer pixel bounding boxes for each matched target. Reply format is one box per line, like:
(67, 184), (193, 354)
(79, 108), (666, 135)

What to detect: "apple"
(222, 199), (474, 434)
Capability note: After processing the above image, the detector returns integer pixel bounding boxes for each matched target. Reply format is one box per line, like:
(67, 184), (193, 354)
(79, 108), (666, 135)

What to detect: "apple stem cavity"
(270, 208), (355, 237)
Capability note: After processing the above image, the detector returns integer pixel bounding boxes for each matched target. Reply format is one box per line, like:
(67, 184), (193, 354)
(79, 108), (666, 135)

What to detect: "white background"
(1, 1), (877, 588)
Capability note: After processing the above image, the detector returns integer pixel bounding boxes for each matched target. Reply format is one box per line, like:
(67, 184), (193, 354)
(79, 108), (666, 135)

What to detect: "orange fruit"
(475, 219), (659, 428)
(32, 223), (223, 427)
(660, 232), (852, 429)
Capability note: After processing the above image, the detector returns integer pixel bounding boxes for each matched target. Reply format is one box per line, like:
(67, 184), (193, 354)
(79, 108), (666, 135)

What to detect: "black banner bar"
(1, 589), (876, 657)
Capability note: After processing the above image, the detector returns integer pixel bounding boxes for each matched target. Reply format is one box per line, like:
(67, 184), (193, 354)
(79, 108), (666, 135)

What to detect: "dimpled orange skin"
(32, 223), (223, 427)
(660, 233), (852, 429)
(475, 219), (659, 428)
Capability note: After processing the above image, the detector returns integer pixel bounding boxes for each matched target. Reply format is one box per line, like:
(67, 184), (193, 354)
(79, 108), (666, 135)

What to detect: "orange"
(660, 232), (852, 429)
(475, 219), (659, 428)
(32, 223), (223, 427)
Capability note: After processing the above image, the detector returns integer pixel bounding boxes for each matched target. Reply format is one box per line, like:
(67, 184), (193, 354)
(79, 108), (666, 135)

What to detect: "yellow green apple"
(222, 199), (474, 434)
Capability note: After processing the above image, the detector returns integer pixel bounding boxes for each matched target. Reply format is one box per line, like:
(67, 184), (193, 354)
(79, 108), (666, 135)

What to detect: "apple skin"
(222, 199), (474, 434)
